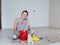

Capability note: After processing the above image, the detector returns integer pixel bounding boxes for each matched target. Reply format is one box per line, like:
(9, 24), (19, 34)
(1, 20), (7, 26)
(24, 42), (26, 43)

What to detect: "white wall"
(2, 0), (49, 29)
(49, 0), (60, 28)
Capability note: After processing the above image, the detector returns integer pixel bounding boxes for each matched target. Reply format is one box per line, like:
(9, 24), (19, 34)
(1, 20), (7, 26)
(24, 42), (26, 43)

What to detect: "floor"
(0, 27), (60, 45)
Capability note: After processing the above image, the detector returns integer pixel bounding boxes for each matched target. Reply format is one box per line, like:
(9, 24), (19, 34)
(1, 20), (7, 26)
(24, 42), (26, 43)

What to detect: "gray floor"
(0, 27), (60, 45)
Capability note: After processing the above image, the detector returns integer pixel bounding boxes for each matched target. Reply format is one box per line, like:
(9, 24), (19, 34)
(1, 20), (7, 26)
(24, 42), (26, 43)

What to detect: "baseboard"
(49, 26), (60, 29)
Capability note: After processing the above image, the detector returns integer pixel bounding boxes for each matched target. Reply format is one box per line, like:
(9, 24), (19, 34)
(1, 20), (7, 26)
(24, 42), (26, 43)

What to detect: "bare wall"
(49, 0), (60, 28)
(2, 0), (49, 29)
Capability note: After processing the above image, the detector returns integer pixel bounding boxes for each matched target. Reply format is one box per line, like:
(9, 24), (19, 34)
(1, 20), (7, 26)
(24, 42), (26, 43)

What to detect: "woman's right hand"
(16, 31), (20, 35)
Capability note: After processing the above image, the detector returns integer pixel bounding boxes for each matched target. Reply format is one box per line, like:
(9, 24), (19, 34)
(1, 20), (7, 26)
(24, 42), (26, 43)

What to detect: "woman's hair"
(21, 10), (28, 17)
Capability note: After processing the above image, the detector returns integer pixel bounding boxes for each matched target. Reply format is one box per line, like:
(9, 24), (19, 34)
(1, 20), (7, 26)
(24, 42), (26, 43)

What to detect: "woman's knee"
(12, 34), (19, 40)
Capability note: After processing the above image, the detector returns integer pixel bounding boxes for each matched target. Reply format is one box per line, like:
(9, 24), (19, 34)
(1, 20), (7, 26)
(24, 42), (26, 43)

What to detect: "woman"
(13, 10), (33, 42)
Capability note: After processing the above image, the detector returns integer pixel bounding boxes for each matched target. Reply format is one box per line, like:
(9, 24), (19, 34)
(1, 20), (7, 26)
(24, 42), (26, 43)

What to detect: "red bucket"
(19, 30), (28, 41)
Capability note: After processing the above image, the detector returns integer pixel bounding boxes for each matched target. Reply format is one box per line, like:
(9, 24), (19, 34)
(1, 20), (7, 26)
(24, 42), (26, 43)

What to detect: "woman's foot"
(25, 40), (27, 43)
(19, 40), (21, 43)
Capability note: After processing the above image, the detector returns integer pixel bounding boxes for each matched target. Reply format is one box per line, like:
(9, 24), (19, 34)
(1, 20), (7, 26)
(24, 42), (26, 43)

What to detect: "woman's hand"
(16, 31), (20, 35)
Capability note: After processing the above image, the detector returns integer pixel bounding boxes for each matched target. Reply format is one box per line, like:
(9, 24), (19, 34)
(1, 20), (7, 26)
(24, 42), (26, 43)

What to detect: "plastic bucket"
(19, 30), (28, 41)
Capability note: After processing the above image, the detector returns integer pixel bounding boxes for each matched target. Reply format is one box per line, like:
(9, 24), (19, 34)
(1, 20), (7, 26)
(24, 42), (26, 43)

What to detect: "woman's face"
(21, 12), (27, 19)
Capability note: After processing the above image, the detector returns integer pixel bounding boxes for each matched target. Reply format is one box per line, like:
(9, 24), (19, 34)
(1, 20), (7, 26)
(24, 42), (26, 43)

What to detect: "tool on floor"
(39, 36), (44, 40)
(28, 34), (34, 44)
(32, 34), (44, 41)
(32, 35), (40, 41)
